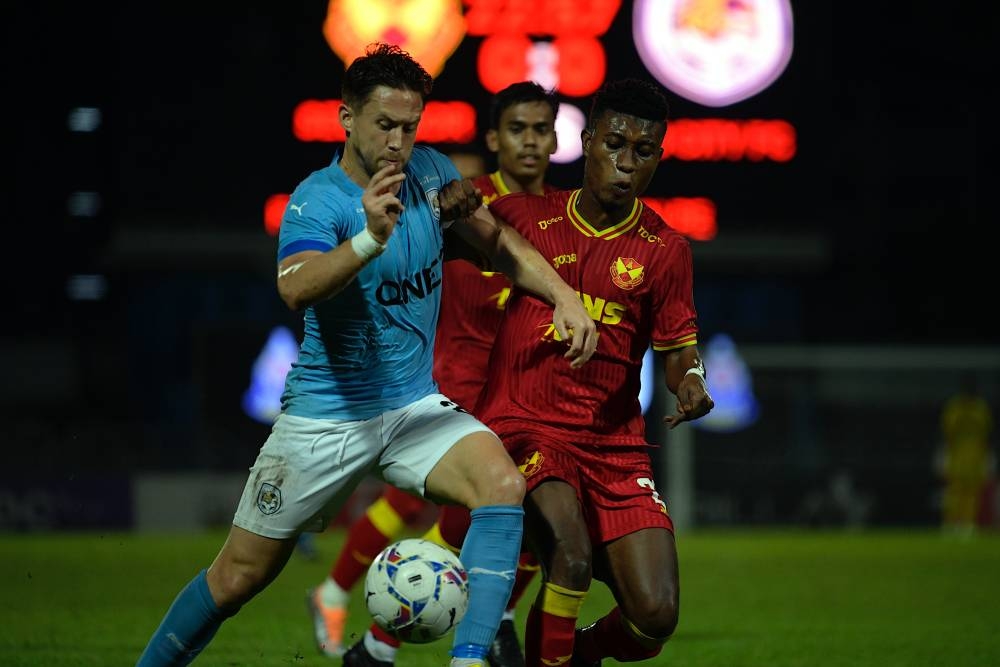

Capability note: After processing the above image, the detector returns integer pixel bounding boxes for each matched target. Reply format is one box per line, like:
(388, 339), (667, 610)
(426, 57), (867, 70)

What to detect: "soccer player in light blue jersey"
(135, 43), (597, 667)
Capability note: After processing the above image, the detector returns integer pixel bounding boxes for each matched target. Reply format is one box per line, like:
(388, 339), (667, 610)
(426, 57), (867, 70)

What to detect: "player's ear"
(549, 127), (558, 154)
(485, 129), (499, 153)
(339, 103), (353, 137)
(581, 128), (592, 153)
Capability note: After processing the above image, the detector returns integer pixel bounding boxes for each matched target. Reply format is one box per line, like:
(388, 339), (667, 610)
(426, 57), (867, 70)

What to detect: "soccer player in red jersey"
(309, 81), (559, 667)
(451, 78), (714, 666)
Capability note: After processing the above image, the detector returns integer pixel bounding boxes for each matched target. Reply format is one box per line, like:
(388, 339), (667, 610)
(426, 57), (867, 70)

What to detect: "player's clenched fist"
(438, 178), (483, 223)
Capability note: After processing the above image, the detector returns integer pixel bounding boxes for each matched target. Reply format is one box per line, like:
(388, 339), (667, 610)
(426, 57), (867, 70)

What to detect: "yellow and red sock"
(421, 520), (462, 555)
(525, 582), (586, 667)
(330, 489), (424, 589)
(371, 622), (402, 649)
(436, 503), (473, 549)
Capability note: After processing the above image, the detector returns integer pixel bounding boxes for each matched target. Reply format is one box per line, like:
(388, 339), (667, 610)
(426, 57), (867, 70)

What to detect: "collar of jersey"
(489, 171), (511, 196)
(566, 189), (643, 240)
(324, 153), (363, 195)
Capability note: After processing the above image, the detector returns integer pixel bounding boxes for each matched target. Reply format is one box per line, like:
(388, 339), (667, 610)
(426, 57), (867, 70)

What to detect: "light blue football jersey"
(277, 146), (460, 420)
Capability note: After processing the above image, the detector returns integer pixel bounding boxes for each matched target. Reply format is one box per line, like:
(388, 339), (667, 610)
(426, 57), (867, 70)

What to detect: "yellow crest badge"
(324, 0), (466, 77)
(518, 451), (545, 479)
(610, 257), (644, 290)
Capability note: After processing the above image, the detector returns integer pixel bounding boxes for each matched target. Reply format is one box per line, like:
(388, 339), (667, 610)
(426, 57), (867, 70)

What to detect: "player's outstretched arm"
(662, 346), (714, 429)
(439, 178), (597, 367)
(277, 167), (406, 311)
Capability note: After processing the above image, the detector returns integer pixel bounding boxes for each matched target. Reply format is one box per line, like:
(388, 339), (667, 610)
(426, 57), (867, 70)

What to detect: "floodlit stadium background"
(2, 1), (993, 533)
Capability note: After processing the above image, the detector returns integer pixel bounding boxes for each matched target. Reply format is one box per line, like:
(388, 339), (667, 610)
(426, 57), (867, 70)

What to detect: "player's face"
(341, 85), (423, 180)
(581, 110), (665, 209)
(487, 101), (557, 184)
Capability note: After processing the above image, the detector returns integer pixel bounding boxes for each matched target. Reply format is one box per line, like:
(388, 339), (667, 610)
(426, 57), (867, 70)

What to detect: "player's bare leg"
(574, 528), (679, 664)
(137, 526), (296, 665)
(206, 526), (299, 609)
(521, 480), (592, 667)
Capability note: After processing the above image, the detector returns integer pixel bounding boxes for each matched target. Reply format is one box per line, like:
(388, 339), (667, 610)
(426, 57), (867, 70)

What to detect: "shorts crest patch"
(518, 451), (545, 478)
(256, 482), (282, 515)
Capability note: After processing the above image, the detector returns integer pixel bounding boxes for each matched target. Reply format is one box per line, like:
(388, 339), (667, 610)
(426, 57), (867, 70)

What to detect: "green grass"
(2, 528), (998, 666)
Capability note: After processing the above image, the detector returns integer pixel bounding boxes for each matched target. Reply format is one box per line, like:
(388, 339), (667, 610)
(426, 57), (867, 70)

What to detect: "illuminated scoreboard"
(260, 0), (800, 244)
(76, 0), (822, 261)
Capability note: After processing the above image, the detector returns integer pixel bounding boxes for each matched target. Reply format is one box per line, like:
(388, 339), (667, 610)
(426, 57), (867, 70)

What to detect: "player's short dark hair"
(489, 81), (559, 129)
(342, 42), (434, 109)
(587, 78), (670, 131)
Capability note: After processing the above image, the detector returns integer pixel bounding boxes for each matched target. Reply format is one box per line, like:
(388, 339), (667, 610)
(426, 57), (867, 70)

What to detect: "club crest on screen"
(633, 0), (794, 107)
(323, 0), (466, 77)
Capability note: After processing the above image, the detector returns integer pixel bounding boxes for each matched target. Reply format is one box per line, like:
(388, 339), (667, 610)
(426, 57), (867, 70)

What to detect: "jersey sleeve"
(413, 147), (463, 230)
(487, 192), (533, 236)
(277, 185), (346, 262)
(650, 237), (699, 352)
(426, 146), (462, 184)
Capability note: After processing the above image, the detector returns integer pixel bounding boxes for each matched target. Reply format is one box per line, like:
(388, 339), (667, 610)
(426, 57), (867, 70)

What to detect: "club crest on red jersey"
(610, 257), (645, 290)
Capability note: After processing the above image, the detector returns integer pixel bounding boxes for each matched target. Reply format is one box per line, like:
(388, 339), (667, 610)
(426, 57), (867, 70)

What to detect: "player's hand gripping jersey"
(475, 190), (698, 445)
(432, 172), (556, 409)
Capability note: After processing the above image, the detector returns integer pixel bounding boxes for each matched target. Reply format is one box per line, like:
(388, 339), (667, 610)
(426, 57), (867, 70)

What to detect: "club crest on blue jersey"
(256, 482), (282, 515)
(425, 188), (441, 222)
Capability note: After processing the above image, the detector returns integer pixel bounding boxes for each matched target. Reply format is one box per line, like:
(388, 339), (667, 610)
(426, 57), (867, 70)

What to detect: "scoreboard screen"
(8, 0), (985, 343)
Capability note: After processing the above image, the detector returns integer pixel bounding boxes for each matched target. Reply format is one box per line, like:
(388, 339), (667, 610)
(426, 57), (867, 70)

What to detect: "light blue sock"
(451, 505), (523, 659)
(136, 569), (231, 666)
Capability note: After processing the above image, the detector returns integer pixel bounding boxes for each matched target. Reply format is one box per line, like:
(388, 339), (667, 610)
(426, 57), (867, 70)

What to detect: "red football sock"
(436, 503), (472, 549)
(575, 606), (664, 662)
(371, 622), (402, 649)
(524, 582), (586, 667)
(329, 487), (427, 589)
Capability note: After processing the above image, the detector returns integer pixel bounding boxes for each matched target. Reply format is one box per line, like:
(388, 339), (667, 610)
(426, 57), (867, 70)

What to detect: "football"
(364, 538), (470, 644)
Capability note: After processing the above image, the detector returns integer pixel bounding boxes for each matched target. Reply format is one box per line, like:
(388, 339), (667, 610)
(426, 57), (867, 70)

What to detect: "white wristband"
(684, 366), (706, 382)
(351, 227), (386, 262)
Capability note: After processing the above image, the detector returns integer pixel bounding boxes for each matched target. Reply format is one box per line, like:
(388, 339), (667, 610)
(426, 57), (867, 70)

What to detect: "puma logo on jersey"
(289, 202), (308, 215)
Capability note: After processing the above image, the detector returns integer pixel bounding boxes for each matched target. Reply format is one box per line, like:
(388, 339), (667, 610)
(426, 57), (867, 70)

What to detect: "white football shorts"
(232, 393), (495, 539)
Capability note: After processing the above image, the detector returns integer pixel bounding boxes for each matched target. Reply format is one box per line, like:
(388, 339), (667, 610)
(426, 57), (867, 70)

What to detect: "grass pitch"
(2, 528), (997, 666)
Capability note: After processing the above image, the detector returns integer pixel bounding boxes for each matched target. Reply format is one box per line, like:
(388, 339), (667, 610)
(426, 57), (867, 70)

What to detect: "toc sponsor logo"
(552, 253), (577, 268)
(638, 226), (663, 244)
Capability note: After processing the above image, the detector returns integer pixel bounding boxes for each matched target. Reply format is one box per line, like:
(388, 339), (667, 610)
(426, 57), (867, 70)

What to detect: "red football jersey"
(432, 172), (555, 408)
(476, 189), (699, 445)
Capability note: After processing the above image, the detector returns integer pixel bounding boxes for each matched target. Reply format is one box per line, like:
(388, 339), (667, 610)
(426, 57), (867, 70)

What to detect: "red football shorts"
(501, 430), (674, 544)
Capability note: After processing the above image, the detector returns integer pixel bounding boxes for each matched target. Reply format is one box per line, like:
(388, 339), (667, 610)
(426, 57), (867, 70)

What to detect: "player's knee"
(495, 467), (527, 505)
(627, 594), (679, 640)
(209, 562), (269, 610)
(549, 539), (592, 590)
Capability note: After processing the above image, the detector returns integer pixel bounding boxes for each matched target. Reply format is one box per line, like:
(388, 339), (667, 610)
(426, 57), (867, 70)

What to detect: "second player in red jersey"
(477, 189), (697, 444)
(442, 79), (714, 667)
